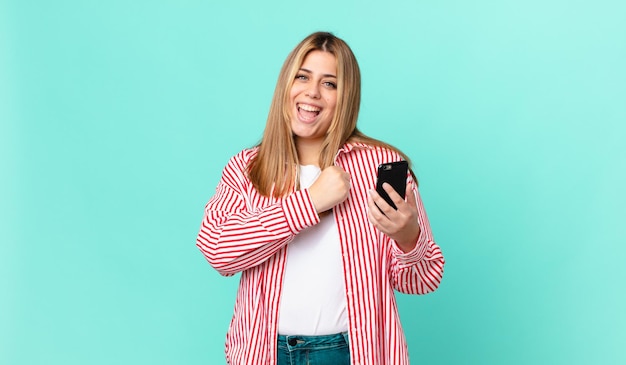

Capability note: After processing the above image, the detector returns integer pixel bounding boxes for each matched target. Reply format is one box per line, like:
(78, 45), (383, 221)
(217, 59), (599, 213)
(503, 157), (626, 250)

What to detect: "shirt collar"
(337, 142), (373, 155)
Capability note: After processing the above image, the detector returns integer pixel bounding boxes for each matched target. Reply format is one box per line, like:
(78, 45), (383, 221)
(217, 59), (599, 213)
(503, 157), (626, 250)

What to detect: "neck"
(295, 138), (323, 166)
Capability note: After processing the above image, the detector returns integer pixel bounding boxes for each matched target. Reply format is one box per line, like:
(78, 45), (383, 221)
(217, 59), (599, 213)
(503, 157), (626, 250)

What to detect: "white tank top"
(277, 165), (348, 335)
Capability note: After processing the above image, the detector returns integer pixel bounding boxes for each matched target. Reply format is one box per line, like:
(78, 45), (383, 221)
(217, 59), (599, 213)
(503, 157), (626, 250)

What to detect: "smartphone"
(376, 161), (408, 210)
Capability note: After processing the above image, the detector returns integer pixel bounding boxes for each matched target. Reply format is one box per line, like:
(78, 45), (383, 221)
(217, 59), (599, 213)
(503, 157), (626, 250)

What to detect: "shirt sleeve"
(389, 182), (445, 294)
(196, 153), (320, 276)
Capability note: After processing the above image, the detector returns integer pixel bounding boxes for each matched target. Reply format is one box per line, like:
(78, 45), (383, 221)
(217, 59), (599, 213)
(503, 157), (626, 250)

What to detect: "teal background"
(2, 0), (625, 364)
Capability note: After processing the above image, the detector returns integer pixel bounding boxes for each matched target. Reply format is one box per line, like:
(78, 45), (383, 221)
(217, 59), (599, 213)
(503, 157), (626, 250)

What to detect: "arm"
(196, 155), (320, 276)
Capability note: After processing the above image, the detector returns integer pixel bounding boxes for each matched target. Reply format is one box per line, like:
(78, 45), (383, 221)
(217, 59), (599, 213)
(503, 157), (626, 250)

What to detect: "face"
(289, 50), (338, 148)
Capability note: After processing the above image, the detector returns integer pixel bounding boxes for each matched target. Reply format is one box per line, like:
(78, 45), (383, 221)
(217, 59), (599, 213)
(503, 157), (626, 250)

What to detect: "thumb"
(405, 184), (417, 209)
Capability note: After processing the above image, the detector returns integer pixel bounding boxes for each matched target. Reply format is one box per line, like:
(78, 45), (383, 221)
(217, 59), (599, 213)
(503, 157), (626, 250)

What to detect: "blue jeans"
(277, 332), (350, 365)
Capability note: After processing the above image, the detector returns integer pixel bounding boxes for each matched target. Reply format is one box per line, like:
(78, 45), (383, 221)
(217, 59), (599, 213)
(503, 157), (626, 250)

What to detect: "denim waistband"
(277, 332), (349, 349)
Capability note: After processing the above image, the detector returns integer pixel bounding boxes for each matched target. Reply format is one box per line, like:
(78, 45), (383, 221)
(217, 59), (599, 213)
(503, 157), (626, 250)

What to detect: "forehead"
(300, 50), (337, 74)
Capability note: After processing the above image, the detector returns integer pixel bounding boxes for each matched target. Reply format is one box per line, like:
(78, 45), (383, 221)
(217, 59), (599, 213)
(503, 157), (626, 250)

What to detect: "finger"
(367, 193), (381, 222)
(405, 183), (417, 209)
(367, 195), (381, 224)
(367, 194), (395, 234)
(368, 189), (394, 220)
(345, 173), (352, 188)
(382, 182), (405, 209)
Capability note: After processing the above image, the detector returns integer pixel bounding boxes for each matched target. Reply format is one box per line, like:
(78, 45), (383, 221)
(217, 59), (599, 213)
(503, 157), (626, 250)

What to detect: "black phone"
(376, 161), (408, 210)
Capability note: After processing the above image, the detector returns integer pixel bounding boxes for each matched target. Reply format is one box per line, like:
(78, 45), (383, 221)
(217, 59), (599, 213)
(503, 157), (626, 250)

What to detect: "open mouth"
(297, 103), (321, 122)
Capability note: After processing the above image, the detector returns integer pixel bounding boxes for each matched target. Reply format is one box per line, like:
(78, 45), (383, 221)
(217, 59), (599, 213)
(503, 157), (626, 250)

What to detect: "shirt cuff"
(281, 188), (320, 234)
(391, 229), (429, 268)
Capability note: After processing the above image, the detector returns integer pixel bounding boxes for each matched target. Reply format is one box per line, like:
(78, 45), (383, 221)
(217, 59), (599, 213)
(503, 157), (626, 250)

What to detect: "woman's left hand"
(367, 183), (421, 253)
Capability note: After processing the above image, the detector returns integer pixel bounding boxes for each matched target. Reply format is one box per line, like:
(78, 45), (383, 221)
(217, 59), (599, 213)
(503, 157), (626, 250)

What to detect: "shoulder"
(340, 142), (404, 164)
(224, 147), (259, 170)
(219, 147), (259, 185)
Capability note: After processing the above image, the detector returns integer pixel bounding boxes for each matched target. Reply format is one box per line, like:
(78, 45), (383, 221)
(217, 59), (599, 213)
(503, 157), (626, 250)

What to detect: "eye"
(295, 74), (308, 81)
(323, 81), (337, 89)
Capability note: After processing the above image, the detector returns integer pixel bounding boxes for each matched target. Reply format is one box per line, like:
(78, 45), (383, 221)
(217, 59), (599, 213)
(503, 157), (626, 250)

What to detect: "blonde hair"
(248, 32), (414, 197)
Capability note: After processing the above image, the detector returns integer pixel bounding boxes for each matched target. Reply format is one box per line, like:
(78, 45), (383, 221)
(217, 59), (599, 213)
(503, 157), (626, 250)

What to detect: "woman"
(196, 32), (444, 365)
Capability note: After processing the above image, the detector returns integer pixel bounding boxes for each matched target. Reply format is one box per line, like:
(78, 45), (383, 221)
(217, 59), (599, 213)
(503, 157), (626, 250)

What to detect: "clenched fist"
(308, 166), (351, 214)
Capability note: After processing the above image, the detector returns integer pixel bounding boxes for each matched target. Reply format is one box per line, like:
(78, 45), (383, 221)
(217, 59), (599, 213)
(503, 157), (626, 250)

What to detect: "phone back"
(376, 161), (408, 210)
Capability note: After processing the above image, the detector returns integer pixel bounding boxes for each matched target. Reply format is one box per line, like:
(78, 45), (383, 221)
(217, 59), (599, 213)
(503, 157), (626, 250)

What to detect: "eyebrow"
(299, 67), (337, 79)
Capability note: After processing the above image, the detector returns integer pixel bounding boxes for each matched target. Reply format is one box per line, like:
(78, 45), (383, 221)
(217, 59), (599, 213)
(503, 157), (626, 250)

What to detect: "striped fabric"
(196, 142), (445, 365)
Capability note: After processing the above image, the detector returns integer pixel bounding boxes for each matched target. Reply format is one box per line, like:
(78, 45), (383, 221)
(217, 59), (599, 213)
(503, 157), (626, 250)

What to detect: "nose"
(305, 83), (321, 99)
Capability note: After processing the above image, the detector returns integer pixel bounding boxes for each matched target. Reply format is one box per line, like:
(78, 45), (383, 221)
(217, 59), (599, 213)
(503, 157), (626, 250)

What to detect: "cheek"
(324, 92), (338, 109)
(325, 98), (337, 113)
(289, 85), (301, 102)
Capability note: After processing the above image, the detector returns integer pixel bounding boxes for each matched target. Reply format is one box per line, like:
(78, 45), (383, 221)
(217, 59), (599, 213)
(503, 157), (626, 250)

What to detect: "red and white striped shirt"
(196, 142), (445, 364)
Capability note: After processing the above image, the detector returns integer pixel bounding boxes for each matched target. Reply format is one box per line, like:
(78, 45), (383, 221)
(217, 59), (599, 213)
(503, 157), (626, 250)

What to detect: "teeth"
(298, 104), (321, 112)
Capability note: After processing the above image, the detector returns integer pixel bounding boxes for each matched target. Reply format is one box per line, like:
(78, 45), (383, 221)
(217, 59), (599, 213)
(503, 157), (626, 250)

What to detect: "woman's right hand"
(308, 166), (351, 214)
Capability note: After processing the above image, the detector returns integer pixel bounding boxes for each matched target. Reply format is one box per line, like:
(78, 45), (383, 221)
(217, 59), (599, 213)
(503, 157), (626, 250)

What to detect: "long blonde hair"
(248, 32), (414, 197)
